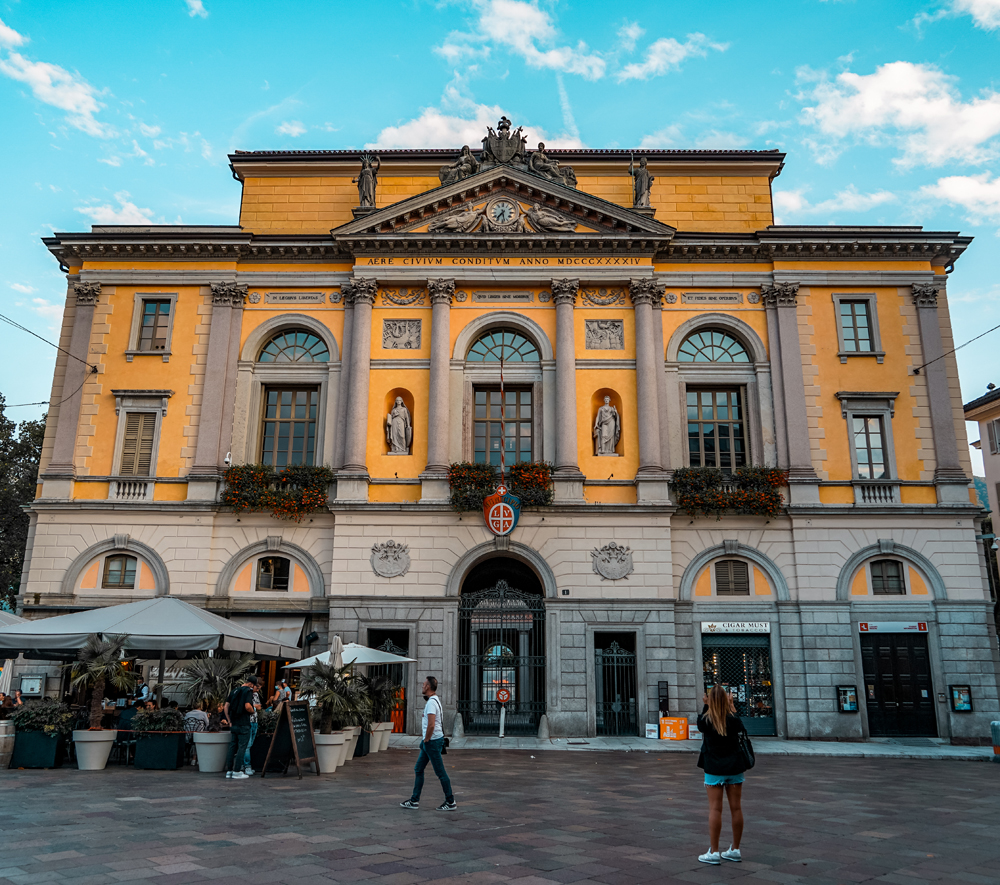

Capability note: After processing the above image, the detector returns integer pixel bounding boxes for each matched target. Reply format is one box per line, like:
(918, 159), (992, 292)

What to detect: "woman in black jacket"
(696, 685), (747, 865)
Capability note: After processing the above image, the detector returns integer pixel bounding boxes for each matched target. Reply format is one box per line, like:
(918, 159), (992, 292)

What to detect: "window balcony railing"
(853, 481), (900, 505)
(108, 479), (153, 502)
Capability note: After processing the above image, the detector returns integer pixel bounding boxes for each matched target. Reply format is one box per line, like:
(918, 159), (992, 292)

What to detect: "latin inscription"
(681, 293), (744, 304)
(360, 256), (648, 267)
(264, 292), (326, 304)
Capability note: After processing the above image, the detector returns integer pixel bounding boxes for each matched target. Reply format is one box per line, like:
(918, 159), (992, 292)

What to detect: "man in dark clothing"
(117, 699), (142, 733)
(223, 675), (259, 779)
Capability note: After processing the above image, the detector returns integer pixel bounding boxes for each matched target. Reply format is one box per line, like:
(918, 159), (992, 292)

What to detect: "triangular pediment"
(332, 165), (675, 247)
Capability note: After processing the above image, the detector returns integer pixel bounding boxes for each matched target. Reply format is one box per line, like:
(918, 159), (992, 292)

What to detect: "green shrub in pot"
(10, 700), (73, 768)
(132, 708), (186, 770)
(179, 653), (257, 730)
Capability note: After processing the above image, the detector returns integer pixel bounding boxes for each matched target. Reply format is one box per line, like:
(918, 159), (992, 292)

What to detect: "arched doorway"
(458, 557), (546, 735)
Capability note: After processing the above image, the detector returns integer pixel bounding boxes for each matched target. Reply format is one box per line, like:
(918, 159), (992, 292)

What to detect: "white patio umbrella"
(284, 641), (415, 669)
(0, 610), (24, 696)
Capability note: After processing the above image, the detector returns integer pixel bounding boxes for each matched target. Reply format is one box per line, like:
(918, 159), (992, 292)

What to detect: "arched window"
(256, 556), (291, 591)
(467, 329), (539, 363)
(258, 330), (329, 363)
(103, 554), (137, 589)
(678, 329), (750, 363)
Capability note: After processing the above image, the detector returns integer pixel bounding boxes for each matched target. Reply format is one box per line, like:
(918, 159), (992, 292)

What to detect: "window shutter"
(120, 412), (156, 476)
(989, 420), (1000, 455)
(715, 560), (749, 596)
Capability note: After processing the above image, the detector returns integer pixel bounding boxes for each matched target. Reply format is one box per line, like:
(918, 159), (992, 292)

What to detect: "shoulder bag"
(737, 725), (755, 770)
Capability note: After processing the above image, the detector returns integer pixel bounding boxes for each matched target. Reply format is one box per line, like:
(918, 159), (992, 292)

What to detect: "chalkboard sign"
(260, 701), (319, 779)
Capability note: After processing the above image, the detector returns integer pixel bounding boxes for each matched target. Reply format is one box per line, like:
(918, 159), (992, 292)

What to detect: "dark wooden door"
(861, 633), (937, 736)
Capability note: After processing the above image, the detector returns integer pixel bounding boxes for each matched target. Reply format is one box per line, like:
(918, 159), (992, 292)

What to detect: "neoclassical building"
(17, 121), (1000, 741)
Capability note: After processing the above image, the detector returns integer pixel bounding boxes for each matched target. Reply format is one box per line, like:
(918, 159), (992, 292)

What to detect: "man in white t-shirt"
(399, 676), (456, 811)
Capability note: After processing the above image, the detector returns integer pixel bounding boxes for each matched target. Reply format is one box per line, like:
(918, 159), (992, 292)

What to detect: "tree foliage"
(68, 633), (139, 729)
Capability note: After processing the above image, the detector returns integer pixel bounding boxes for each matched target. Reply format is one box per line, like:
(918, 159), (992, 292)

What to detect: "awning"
(229, 615), (305, 654)
(0, 610), (25, 627)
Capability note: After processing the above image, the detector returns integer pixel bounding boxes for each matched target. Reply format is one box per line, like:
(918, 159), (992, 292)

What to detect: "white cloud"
(773, 185), (897, 222)
(0, 16), (26, 48)
(98, 156), (122, 167)
(617, 21), (644, 52)
(75, 191), (156, 225)
(953, 0), (1000, 29)
(691, 130), (749, 149)
(276, 120), (306, 137)
(31, 297), (64, 327)
(922, 173), (1000, 226)
(616, 33), (727, 82)
(437, 0), (605, 80)
(10, 283), (36, 294)
(798, 62), (1000, 167)
(638, 124), (683, 149)
(185, 0), (209, 18)
(138, 122), (161, 138)
(0, 51), (114, 138)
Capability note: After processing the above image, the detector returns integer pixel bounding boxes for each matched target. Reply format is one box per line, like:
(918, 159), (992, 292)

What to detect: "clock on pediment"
(481, 196), (525, 233)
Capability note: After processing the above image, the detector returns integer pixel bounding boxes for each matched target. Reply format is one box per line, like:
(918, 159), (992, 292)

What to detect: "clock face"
(491, 200), (516, 223)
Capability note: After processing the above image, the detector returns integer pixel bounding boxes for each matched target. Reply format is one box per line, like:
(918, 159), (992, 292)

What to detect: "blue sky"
(1, 0), (999, 468)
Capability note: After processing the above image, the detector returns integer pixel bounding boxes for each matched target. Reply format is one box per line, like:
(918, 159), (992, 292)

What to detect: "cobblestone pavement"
(2, 749), (998, 884)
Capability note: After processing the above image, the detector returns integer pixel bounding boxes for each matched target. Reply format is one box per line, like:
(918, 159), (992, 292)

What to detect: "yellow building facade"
(20, 122), (1000, 740)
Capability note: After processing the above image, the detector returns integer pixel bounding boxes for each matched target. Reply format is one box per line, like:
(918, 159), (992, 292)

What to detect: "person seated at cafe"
(13, 689), (24, 706)
(167, 700), (179, 710)
(185, 701), (210, 732)
(0, 694), (14, 720)
(208, 701), (229, 731)
(118, 699), (142, 732)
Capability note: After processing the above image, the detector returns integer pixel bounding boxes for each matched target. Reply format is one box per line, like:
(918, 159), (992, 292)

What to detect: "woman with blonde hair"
(696, 685), (748, 865)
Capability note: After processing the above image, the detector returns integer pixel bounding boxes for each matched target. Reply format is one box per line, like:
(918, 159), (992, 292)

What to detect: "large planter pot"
(133, 732), (185, 770)
(10, 731), (64, 769)
(192, 732), (231, 773)
(367, 726), (381, 754)
(314, 732), (346, 775)
(343, 726), (360, 762)
(353, 728), (371, 758)
(72, 730), (117, 771)
(0, 721), (14, 770)
(378, 722), (393, 751)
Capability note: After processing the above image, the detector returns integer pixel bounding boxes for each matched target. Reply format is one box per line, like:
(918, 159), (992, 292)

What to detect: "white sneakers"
(698, 846), (741, 865)
(229, 771), (249, 779)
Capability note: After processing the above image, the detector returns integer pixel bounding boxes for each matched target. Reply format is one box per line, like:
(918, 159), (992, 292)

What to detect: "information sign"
(701, 622), (770, 634)
(261, 701), (319, 779)
(858, 622), (927, 633)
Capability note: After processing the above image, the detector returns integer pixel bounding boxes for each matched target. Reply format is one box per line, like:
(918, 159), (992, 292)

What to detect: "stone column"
(188, 282), (246, 499)
(44, 281), (100, 494)
(912, 284), (969, 502)
(762, 283), (819, 504)
(332, 283), (355, 470)
(552, 278), (585, 502)
(337, 278), (377, 502)
(420, 278), (454, 503)
(652, 298), (672, 472)
(630, 278), (669, 503)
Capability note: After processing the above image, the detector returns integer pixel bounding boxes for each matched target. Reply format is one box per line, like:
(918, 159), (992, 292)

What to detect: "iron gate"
(368, 638), (409, 734)
(595, 641), (639, 736)
(702, 635), (776, 735)
(458, 579), (546, 735)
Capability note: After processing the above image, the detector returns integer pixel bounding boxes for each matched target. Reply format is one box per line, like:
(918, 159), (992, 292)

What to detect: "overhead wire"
(912, 321), (1000, 375)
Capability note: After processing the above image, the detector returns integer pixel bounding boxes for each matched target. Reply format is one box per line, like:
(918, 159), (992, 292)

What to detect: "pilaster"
(420, 278), (455, 503)
(337, 278), (377, 502)
(552, 278), (585, 503)
(630, 278), (669, 503)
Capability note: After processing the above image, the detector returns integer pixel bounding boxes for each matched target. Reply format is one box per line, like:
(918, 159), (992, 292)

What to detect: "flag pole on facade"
(499, 352), (505, 483)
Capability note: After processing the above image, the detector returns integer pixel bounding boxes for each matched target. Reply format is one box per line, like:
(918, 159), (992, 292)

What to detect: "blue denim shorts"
(705, 773), (745, 786)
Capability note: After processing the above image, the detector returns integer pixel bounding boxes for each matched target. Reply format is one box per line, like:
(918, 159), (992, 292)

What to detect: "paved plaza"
(1, 749), (998, 885)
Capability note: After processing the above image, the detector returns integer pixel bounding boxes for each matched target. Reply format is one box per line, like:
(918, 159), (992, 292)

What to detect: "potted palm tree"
(179, 653), (257, 773)
(9, 700), (73, 768)
(132, 707), (187, 769)
(68, 633), (138, 771)
(298, 661), (357, 773)
(357, 673), (399, 753)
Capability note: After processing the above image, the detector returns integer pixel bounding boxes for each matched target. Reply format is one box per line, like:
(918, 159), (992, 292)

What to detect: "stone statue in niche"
(585, 320), (624, 350)
(591, 542), (633, 581)
(353, 152), (380, 208)
(528, 143), (577, 188)
(370, 540), (410, 578)
(386, 397), (413, 454)
(382, 319), (421, 349)
(526, 203), (578, 233)
(439, 145), (481, 185)
(593, 396), (621, 456)
(629, 154), (654, 209)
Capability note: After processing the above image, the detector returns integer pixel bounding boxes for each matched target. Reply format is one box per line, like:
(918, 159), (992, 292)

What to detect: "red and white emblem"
(483, 483), (521, 537)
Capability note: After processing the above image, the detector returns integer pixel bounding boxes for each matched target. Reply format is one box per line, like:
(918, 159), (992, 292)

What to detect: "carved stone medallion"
(329, 290), (342, 304)
(370, 540), (410, 578)
(585, 320), (624, 350)
(381, 287), (427, 306)
(591, 542), (633, 581)
(664, 292), (678, 304)
(247, 292), (261, 304)
(453, 290), (468, 302)
(382, 319), (421, 349)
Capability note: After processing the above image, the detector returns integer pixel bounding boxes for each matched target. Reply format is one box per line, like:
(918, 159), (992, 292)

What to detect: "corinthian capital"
(348, 278), (377, 305)
(74, 282), (101, 305)
(551, 278), (580, 306)
(210, 282), (248, 308)
(761, 282), (799, 308)
(628, 277), (665, 307)
(428, 278), (456, 305)
(911, 284), (939, 309)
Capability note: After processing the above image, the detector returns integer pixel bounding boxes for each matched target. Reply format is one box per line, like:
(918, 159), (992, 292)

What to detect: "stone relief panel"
(585, 320), (624, 350)
(591, 542), (633, 581)
(381, 287), (427, 307)
(581, 287), (627, 307)
(382, 319), (421, 349)
(370, 541), (410, 578)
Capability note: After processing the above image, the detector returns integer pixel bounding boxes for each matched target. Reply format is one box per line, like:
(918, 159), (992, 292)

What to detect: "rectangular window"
(715, 560), (750, 596)
(473, 387), (533, 466)
(137, 299), (172, 351)
(260, 387), (318, 467)
(871, 560), (904, 595)
(853, 415), (888, 479)
(839, 300), (873, 353)
(103, 555), (137, 589)
(119, 412), (156, 476)
(988, 419), (1000, 455)
(687, 388), (746, 469)
(257, 557), (290, 591)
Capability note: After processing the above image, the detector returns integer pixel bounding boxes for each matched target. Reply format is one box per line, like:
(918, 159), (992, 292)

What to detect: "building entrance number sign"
(484, 484), (521, 537)
(496, 688), (511, 704)
(858, 622), (927, 633)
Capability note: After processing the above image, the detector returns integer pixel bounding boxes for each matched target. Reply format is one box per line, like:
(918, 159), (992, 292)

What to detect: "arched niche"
(452, 311), (554, 362)
(240, 313), (340, 362)
(835, 541), (945, 601)
(215, 538), (326, 598)
(61, 536), (170, 597)
(679, 542), (790, 602)
(384, 387), (415, 455)
(445, 540), (558, 599)
(591, 387), (623, 457)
